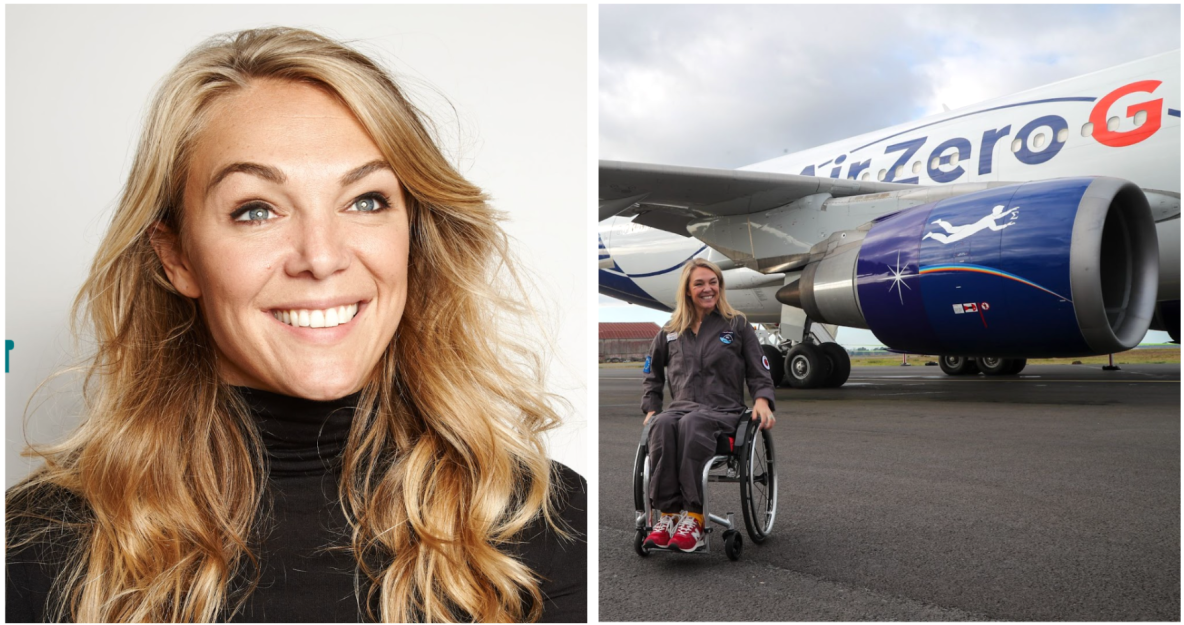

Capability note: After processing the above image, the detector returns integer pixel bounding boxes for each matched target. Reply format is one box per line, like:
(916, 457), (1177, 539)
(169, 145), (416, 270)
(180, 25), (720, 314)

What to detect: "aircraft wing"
(600, 160), (918, 236)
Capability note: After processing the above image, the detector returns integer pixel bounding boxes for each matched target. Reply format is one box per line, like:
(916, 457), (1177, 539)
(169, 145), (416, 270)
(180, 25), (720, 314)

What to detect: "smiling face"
(688, 266), (720, 316)
(152, 79), (409, 400)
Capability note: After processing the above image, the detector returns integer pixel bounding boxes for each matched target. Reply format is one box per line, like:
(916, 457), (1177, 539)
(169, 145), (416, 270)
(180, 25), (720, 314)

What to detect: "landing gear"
(783, 342), (850, 388)
(785, 343), (829, 388)
(762, 344), (787, 387)
(939, 355), (979, 376)
(818, 343), (851, 387)
(979, 357), (1027, 375)
(778, 316), (851, 389)
(976, 356), (1010, 375)
(940, 356), (1026, 376)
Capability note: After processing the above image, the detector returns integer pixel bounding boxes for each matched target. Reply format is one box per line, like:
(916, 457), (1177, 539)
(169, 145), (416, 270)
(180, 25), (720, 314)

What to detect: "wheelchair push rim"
(740, 425), (777, 543)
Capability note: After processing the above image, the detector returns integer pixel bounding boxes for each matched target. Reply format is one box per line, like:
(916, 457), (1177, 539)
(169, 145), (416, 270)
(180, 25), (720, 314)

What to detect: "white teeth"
(273, 303), (360, 328)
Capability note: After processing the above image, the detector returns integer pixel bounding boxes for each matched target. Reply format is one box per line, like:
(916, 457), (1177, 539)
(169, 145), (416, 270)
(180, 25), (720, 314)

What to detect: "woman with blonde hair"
(6, 27), (584, 622)
(640, 258), (775, 552)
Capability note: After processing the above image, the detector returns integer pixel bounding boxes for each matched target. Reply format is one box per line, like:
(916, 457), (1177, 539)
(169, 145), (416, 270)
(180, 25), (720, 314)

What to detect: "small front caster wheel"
(634, 529), (651, 557)
(723, 530), (743, 561)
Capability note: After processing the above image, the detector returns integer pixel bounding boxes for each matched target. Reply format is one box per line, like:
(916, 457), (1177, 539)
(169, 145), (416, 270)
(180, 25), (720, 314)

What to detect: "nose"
(284, 211), (351, 279)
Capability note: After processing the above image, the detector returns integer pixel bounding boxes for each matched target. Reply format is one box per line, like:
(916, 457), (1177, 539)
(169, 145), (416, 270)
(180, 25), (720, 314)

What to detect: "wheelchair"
(632, 409), (777, 561)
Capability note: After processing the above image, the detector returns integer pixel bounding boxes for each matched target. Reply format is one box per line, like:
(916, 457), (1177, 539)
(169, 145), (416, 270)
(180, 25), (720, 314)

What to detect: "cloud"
(600, 5), (1179, 169)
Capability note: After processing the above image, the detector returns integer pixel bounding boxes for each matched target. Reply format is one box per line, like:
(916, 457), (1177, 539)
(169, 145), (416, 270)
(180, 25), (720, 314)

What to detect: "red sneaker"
(668, 515), (704, 552)
(643, 513), (680, 549)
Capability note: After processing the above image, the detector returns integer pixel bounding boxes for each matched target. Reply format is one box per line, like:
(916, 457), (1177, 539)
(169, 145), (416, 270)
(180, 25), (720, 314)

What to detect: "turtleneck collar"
(236, 387), (361, 476)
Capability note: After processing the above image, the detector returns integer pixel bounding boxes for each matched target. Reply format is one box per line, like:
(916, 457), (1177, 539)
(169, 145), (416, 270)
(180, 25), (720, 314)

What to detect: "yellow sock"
(686, 511), (704, 525)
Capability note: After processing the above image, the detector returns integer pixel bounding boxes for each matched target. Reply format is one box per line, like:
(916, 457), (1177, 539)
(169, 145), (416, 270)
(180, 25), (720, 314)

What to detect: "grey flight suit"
(641, 310), (776, 513)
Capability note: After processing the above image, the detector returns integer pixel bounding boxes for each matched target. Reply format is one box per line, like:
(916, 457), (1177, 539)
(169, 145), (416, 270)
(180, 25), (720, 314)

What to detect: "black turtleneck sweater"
(6, 388), (587, 622)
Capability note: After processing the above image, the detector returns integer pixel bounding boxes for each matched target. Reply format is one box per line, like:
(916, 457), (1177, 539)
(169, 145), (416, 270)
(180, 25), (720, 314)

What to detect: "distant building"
(600, 322), (661, 362)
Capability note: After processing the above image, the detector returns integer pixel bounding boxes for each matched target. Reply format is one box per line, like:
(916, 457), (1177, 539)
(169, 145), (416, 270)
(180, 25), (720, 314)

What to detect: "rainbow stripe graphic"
(918, 264), (1073, 303)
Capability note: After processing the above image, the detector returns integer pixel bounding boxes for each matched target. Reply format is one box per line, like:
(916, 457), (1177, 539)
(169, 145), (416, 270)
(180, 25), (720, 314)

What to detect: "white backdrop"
(5, 5), (588, 486)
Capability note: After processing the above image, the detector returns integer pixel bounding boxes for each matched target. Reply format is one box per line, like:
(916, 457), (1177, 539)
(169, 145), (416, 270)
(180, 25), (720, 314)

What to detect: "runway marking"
(847, 377), (1178, 383)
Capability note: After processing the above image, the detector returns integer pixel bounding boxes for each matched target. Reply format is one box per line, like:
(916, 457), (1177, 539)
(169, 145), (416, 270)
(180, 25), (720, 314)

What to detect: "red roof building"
(599, 322), (661, 340)
(599, 322), (661, 362)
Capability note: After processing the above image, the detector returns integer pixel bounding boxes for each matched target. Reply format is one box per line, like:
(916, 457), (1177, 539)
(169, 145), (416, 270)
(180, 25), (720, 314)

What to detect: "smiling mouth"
(271, 303), (360, 328)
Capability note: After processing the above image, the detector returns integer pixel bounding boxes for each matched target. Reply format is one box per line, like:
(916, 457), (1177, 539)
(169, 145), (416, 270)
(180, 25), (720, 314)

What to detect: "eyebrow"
(340, 159), (394, 186)
(205, 162), (286, 198)
(205, 159), (394, 198)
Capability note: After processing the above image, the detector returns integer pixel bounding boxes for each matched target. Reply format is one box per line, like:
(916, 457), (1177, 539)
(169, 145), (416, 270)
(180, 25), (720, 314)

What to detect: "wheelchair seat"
(633, 408), (777, 561)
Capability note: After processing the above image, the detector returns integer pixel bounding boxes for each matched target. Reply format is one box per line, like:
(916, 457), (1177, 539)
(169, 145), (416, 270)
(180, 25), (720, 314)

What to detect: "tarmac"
(598, 364), (1180, 621)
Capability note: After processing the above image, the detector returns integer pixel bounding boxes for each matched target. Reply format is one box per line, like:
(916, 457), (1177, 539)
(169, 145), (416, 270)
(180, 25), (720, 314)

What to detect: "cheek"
(356, 226), (411, 301)
(188, 237), (278, 323)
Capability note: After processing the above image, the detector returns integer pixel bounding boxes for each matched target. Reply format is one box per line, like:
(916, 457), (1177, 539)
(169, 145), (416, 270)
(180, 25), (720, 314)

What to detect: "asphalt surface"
(599, 364), (1180, 621)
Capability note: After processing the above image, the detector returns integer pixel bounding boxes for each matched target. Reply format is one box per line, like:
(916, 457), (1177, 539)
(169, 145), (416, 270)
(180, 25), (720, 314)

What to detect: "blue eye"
(350, 194), (389, 213)
(233, 204), (275, 223)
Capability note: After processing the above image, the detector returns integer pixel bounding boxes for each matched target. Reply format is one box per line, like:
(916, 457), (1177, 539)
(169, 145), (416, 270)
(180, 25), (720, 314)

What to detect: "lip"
(266, 297), (369, 312)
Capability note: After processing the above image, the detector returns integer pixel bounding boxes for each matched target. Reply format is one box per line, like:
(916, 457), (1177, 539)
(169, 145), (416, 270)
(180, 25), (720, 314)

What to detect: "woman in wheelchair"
(641, 258), (776, 552)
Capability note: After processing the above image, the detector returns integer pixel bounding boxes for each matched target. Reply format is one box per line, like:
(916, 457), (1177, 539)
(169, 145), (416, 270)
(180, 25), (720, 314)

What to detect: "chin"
(276, 371), (366, 401)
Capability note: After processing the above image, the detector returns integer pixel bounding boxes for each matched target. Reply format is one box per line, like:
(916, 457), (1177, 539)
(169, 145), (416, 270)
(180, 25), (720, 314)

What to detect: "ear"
(149, 221), (202, 299)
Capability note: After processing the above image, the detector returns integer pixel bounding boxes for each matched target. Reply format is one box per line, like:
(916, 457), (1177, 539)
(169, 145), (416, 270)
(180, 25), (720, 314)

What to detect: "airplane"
(600, 50), (1180, 389)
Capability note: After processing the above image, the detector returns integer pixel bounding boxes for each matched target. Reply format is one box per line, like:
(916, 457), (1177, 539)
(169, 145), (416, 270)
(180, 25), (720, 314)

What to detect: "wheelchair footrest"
(645, 543), (711, 555)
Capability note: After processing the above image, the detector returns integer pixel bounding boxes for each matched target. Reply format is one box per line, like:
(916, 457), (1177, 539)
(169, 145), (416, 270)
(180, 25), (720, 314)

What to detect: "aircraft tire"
(938, 355), (978, 376)
(818, 343), (851, 387)
(761, 344), (787, 387)
(785, 344), (831, 389)
(977, 356), (1012, 375)
(1006, 358), (1027, 375)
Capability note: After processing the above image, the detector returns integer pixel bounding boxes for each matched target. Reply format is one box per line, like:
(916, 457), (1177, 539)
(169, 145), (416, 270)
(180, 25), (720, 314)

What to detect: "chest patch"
(719, 331), (734, 345)
(666, 332), (679, 342)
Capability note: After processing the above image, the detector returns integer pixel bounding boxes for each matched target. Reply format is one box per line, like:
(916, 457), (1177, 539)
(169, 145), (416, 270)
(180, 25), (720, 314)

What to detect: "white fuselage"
(600, 51), (1180, 321)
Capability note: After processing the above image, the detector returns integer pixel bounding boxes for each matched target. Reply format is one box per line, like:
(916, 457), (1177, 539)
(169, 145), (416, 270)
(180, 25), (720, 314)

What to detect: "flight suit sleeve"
(641, 330), (668, 415)
(739, 320), (776, 412)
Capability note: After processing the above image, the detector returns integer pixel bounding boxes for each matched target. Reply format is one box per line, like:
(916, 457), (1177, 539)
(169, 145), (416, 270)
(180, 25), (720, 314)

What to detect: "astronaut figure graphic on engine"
(923, 205), (1019, 244)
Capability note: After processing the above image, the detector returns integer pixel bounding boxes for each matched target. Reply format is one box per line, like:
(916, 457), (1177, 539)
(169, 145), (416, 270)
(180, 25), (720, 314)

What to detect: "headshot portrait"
(6, 5), (587, 622)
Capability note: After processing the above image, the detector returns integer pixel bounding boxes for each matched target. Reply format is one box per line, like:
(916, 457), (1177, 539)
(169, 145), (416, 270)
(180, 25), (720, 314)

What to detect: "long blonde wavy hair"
(6, 27), (566, 622)
(663, 258), (743, 335)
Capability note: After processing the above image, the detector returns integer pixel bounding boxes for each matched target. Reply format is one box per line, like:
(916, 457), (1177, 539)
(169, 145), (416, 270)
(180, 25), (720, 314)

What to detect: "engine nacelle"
(778, 177), (1159, 357)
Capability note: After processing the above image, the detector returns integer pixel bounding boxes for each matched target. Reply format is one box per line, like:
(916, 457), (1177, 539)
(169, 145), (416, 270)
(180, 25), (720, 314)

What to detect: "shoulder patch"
(643, 355), (652, 374)
(762, 355), (771, 370)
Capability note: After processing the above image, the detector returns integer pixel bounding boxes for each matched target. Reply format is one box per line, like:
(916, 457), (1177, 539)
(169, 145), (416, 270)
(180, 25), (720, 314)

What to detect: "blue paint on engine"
(856, 178), (1097, 357)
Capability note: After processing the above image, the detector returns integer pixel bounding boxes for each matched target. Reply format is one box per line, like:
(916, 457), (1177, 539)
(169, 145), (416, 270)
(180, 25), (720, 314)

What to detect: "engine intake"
(777, 177), (1158, 357)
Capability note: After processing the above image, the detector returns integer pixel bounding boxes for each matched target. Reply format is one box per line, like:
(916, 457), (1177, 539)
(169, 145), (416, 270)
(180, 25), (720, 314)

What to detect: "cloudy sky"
(598, 4), (1180, 345)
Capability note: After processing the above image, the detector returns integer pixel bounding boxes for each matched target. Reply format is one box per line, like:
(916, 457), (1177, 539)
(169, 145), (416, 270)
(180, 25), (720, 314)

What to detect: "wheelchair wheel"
(723, 530), (742, 561)
(740, 425), (777, 543)
(634, 529), (650, 557)
(631, 441), (647, 513)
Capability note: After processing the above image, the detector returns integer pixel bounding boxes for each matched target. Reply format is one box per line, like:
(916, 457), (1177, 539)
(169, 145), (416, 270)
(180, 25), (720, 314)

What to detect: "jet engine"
(777, 177), (1159, 357)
